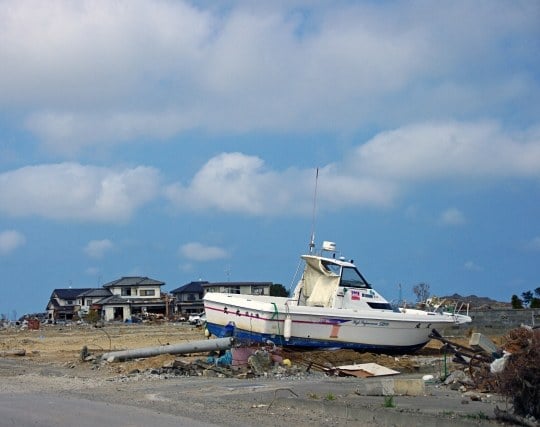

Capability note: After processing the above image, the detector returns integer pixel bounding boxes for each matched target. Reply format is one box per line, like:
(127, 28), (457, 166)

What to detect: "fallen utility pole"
(101, 337), (235, 362)
(0, 349), (26, 357)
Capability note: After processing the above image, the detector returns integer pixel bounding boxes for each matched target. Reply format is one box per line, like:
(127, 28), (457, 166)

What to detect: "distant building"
(46, 288), (93, 322)
(202, 281), (272, 296)
(170, 281), (208, 315)
(45, 278), (275, 323)
(100, 276), (167, 321)
(45, 276), (168, 322)
(170, 281), (274, 316)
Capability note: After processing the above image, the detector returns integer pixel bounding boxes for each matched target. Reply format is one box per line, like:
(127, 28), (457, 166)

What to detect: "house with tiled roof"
(170, 281), (208, 315)
(77, 288), (113, 315)
(100, 276), (167, 321)
(46, 288), (92, 322)
(170, 281), (274, 317)
(202, 281), (273, 296)
(45, 276), (169, 322)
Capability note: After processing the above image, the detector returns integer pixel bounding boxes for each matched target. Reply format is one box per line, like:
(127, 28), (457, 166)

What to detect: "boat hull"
(203, 294), (467, 353)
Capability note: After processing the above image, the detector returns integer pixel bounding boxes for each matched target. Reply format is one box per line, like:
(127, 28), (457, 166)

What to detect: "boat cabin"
(292, 244), (394, 311)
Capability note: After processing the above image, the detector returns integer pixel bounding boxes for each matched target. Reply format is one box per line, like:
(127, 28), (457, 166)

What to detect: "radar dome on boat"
(322, 241), (336, 251)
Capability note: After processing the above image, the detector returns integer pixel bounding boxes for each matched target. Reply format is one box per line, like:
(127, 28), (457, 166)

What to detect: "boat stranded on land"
(203, 241), (471, 353)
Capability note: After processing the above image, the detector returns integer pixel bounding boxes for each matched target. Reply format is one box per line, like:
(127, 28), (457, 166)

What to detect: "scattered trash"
(489, 351), (510, 374)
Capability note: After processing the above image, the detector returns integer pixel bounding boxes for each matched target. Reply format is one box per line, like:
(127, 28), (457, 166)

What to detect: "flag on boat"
(351, 290), (361, 300)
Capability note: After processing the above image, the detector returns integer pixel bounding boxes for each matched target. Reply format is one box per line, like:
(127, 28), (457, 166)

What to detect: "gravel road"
(0, 356), (506, 427)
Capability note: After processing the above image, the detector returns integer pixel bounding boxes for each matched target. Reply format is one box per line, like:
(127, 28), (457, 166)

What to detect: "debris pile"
(431, 326), (540, 425)
(494, 327), (539, 423)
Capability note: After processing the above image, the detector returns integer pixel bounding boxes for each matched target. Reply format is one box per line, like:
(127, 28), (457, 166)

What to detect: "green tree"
(511, 294), (524, 309)
(522, 291), (534, 307)
(531, 298), (540, 308)
(534, 287), (540, 298)
(270, 284), (289, 297)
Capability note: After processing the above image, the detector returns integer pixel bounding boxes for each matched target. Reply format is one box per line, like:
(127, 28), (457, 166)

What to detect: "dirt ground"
(0, 322), (457, 374)
(0, 322), (508, 426)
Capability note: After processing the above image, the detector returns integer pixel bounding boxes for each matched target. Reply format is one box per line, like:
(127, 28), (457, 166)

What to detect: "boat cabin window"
(321, 260), (340, 275)
(340, 267), (370, 289)
(367, 302), (393, 310)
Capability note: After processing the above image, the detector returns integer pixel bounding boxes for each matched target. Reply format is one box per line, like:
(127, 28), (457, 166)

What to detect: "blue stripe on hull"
(206, 322), (428, 354)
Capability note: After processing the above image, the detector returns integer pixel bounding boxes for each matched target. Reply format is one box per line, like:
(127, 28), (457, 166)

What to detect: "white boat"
(203, 241), (471, 353)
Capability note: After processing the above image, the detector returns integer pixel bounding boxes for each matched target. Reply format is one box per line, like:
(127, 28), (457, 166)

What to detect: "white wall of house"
(108, 286), (160, 299)
(78, 298), (100, 314)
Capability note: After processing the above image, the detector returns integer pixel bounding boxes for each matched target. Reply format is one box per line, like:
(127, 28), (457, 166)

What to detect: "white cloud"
(25, 110), (199, 155)
(84, 239), (113, 258)
(0, 1), (536, 153)
(165, 119), (540, 216)
(351, 121), (540, 181)
(439, 208), (466, 226)
(179, 242), (229, 262)
(165, 152), (396, 216)
(0, 230), (26, 255)
(165, 153), (308, 216)
(0, 163), (160, 222)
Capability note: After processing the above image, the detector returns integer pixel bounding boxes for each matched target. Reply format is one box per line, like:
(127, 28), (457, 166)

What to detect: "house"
(170, 281), (274, 317)
(100, 276), (167, 321)
(77, 288), (113, 315)
(170, 281), (208, 315)
(46, 288), (92, 322)
(202, 281), (273, 296)
(45, 276), (169, 323)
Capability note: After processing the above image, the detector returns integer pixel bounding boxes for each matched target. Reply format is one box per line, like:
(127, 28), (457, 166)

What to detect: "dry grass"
(0, 322), (206, 364)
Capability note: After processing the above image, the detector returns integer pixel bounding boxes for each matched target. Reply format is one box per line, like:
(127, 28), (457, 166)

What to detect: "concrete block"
(469, 333), (498, 355)
(356, 378), (425, 396)
(355, 381), (385, 396)
(391, 378), (425, 396)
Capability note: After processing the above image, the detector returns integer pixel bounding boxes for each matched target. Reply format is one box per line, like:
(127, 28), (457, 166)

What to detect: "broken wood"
(327, 363), (400, 378)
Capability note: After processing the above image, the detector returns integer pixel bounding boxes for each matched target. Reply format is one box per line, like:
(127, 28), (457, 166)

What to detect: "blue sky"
(1, 0), (539, 318)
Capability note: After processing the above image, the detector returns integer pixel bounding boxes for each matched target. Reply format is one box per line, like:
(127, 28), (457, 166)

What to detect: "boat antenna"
(309, 167), (319, 253)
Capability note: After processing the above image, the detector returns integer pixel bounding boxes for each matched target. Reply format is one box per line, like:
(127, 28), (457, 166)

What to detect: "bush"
(85, 309), (100, 324)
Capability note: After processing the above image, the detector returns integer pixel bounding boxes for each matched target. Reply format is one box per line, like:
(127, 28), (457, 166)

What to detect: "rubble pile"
(110, 348), (312, 381)
(495, 327), (540, 421)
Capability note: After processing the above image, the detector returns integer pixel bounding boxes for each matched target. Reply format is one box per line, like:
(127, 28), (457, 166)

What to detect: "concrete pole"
(101, 337), (234, 362)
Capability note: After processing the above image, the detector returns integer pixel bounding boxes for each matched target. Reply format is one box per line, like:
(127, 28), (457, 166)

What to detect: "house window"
(140, 289), (155, 296)
(252, 287), (265, 295)
(121, 288), (132, 296)
(225, 286), (240, 294)
(67, 300), (74, 305)
(187, 293), (196, 301)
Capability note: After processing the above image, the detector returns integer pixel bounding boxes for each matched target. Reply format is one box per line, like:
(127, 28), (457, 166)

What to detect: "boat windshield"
(340, 267), (370, 289)
(321, 260), (341, 275)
